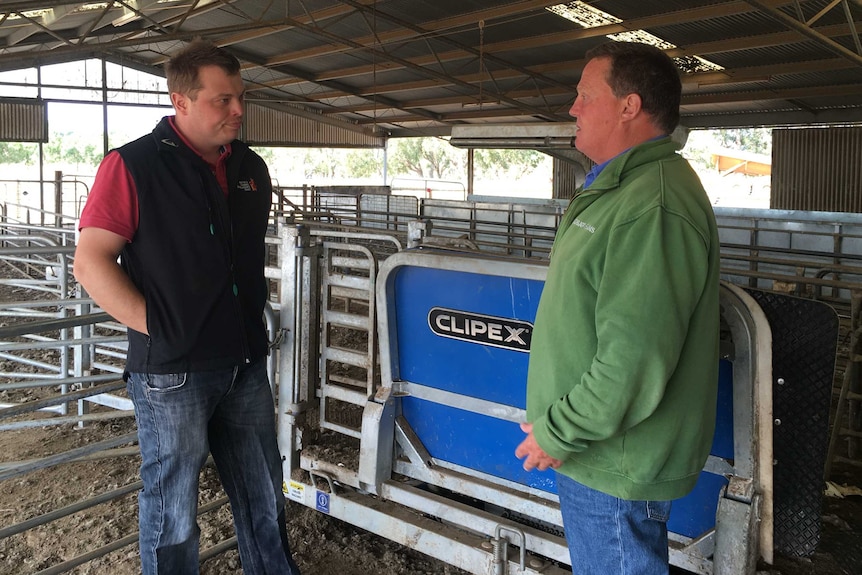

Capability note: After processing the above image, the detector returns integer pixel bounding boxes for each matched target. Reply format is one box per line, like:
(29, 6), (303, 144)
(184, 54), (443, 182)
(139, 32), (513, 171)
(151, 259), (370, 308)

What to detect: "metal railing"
(0, 207), (283, 573)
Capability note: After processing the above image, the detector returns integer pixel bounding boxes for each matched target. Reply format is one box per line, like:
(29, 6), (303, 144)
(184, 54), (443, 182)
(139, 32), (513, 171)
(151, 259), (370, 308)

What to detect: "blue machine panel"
(401, 397), (558, 492)
(712, 359), (735, 460)
(393, 265), (542, 407)
(667, 471), (729, 538)
(388, 260), (736, 540)
(668, 359), (734, 538)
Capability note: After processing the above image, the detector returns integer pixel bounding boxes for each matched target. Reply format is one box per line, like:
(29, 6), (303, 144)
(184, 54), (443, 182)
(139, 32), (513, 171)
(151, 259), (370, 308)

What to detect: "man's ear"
(170, 92), (188, 115)
(620, 93), (642, 121)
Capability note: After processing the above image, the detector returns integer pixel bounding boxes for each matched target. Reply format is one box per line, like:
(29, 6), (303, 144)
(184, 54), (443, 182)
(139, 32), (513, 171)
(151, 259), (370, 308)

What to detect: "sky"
(48, 102), (169, 142)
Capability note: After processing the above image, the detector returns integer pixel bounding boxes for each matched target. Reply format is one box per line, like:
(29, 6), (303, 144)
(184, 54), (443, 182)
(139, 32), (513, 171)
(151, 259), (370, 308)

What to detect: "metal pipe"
(0, 312), (111, 338)
(27, 496), (233, 575)
(0, 380), (125, 420)
(0, 480), (143, 539)
(0, 373), (118, 392)
(0, 446), (140, 471)
(0, 431), (137, 481)
(0, 334), (125, 352)
(200, 536), (238, 562)
(32, 534), (140, 575)
(0, 409), (134, 431)
(0, 433), (138, 481)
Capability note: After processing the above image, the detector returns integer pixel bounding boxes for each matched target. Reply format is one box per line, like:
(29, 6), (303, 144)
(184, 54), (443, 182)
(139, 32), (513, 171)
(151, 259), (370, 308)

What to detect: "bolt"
(774, 418), (781, 426)
(777, 378), (785, 385)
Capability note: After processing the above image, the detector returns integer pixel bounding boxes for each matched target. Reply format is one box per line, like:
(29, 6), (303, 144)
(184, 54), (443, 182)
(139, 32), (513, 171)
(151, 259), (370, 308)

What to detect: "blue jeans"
(126, 359), (301, 575)
(556, 473), (671, 575)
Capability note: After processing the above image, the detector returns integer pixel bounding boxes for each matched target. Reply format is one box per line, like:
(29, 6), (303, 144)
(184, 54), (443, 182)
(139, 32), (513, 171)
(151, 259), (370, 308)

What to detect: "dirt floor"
(0, 409), (860, 575)
(0, 415), (467, 575)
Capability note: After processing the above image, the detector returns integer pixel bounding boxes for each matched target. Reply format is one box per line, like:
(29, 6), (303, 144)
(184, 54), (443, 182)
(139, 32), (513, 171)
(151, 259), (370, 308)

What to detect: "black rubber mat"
(744, 289), (839, 557)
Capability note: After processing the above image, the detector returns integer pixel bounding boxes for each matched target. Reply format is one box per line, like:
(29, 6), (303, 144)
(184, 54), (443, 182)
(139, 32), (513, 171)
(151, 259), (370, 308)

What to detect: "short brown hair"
(585, 41), (681, 134)
(165, 40), (241, 98)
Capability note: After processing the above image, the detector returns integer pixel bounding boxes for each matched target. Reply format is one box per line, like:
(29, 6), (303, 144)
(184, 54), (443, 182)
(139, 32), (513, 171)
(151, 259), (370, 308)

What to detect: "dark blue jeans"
(556, 473), (671, 575)
(127, 359), (301, 575)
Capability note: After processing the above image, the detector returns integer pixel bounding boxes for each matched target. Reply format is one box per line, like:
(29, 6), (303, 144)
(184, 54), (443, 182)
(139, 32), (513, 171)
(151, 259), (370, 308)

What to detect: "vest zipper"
(200, 171), (251, 364)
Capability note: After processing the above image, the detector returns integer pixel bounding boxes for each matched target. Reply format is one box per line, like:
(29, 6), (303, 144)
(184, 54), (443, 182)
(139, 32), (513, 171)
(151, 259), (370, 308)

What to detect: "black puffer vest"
(117, 117), (272, 374)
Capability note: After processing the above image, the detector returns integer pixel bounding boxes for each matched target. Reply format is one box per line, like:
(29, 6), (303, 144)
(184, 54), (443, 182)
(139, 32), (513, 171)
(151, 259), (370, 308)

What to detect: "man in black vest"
(74, 40), (302, 575)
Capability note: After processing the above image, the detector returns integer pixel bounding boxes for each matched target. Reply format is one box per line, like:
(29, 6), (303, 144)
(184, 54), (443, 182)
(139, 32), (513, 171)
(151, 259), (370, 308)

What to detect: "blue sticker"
(315, 491), (330, 514)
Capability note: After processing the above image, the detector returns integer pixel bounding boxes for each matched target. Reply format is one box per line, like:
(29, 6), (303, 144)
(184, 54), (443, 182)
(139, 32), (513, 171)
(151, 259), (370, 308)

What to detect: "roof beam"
(7, 8), (74, 47)
(744, 0), (862, 67)
(264, 20), (860, 106)
(356, 107), (534, 126)
(339, 0), (571, 95)
(681, 107), (862, 128)
(0, 0), (104, 11)
(7, 5), (75, 46)
(287, 0), (794, 81)
(0, 18), (277, 68)
(269, 13), (570, 122)
(222, 2), (374, 50)
(256, 0), (556, 68)
(112, 0), (162, 27)
(682, 83), (862, 105)
(328, 61), (859, 116)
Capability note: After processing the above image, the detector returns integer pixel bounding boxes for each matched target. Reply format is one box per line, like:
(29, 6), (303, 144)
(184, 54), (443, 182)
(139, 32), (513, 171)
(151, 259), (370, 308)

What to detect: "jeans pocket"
(145, 372), (188, 392)
(646, 499), (672, 523)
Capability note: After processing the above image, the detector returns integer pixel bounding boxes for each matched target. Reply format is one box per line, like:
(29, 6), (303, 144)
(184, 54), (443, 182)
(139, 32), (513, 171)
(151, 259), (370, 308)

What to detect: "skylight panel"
(547, 2), (723, 73)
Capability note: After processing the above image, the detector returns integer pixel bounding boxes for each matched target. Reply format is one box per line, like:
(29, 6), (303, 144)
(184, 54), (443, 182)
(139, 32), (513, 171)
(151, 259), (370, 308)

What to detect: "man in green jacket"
(515, 41), (720, 574)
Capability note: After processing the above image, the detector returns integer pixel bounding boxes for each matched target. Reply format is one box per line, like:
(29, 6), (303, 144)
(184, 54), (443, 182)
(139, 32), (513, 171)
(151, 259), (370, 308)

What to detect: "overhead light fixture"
(449, 123), (578, 149)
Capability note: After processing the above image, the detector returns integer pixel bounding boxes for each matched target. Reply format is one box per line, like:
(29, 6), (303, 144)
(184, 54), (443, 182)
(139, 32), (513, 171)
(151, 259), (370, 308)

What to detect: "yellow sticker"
(287, 480), (305, 502)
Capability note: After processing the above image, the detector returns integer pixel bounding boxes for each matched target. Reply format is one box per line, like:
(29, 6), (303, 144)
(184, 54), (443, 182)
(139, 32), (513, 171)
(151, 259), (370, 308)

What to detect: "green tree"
(715, 128), (771, 154)
(389, 137), (464, 180)
(44, 132), (103, 168)
(0, 142), (36, 165)
(346, 149), (383, 178)
(473, 148), (544, 177)
(301, 148), (344, 179)
(252, 146), (276, 165)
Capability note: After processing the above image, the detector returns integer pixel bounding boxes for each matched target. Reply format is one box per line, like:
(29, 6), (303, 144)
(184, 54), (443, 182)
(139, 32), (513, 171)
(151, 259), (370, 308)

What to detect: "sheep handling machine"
(272, 196), (838, 575)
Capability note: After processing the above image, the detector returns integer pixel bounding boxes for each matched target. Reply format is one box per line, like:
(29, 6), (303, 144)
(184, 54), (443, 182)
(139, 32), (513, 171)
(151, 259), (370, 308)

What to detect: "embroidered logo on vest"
(237, 178), (258, 192)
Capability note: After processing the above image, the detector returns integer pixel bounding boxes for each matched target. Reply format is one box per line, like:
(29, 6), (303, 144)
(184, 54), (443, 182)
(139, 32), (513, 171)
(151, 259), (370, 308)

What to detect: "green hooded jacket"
(527, 136), (720, 501)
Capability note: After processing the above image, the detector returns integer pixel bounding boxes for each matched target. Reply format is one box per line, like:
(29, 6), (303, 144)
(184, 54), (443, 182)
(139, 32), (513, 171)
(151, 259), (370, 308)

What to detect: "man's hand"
(515, 422), (563, 471)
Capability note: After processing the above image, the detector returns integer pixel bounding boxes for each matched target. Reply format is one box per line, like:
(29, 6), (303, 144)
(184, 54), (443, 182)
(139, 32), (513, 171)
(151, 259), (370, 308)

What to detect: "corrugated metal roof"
(0, 0), (860, 135)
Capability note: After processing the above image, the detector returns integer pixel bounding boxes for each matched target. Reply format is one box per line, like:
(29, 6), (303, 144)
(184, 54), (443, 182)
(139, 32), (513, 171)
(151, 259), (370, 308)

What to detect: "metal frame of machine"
(275, 221), (774, 575)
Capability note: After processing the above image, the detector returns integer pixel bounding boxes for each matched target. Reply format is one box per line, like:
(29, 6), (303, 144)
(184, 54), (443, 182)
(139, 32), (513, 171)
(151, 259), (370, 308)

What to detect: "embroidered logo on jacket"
(237, 179), (258, 192)
(573, 218), (596, 233)
(427, 307), (533, 352)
